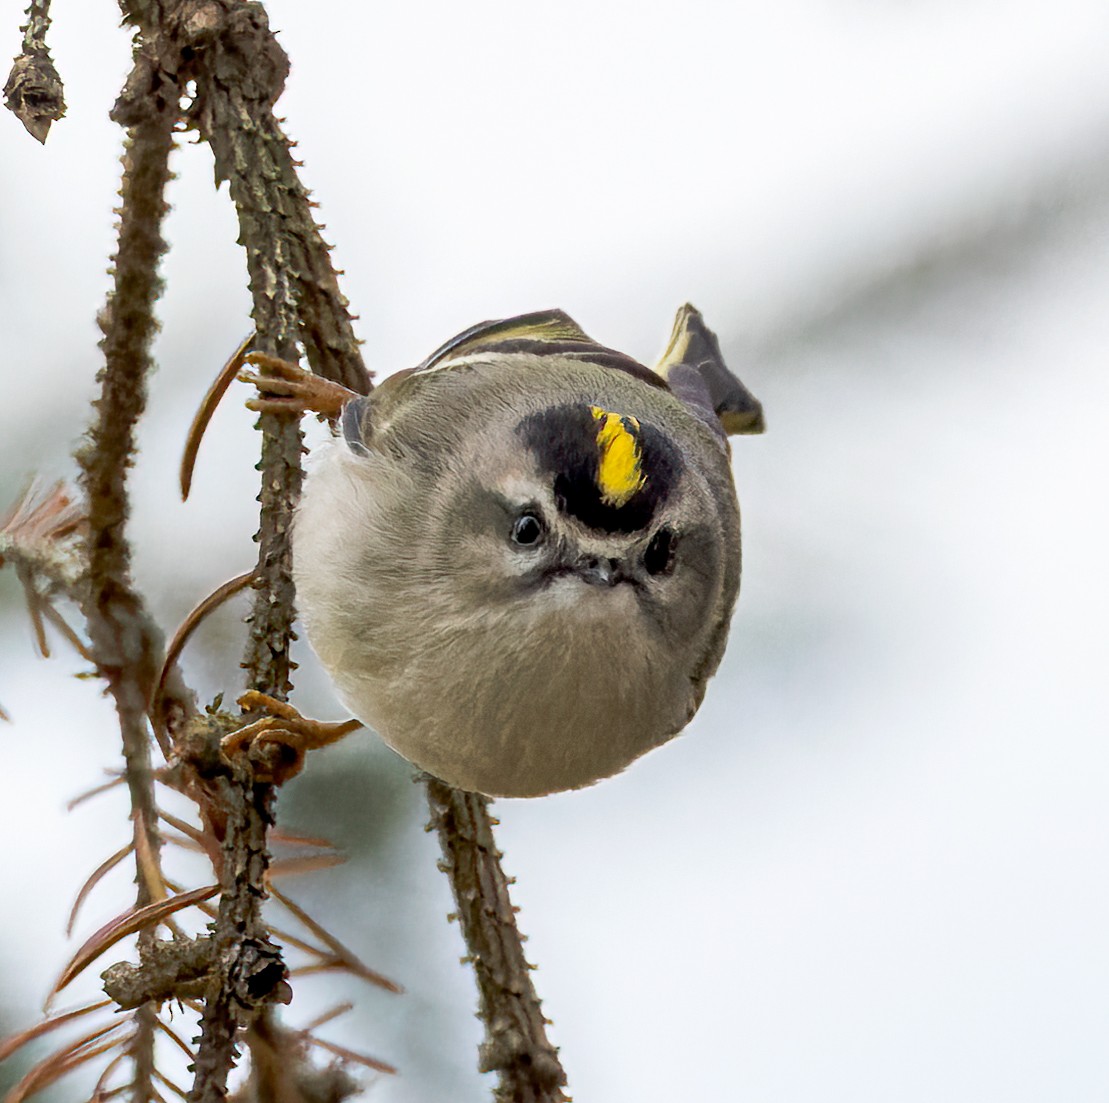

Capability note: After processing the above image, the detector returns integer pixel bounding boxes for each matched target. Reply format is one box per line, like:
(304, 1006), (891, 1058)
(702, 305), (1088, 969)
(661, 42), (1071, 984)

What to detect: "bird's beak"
(575, 556), (625, 587)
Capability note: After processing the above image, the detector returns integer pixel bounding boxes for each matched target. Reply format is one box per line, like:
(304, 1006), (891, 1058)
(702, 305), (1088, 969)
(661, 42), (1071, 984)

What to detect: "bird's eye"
(511, 511), (545, 547)
(644, 527), (676, 576)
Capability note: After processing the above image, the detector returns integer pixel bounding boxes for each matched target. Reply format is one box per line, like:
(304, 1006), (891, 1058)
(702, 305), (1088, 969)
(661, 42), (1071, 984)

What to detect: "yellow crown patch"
(590, 406), (646, 507)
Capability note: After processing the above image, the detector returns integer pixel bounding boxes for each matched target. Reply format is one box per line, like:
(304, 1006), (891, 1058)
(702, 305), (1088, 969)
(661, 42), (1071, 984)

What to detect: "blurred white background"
(2, 1), (1108, 1100)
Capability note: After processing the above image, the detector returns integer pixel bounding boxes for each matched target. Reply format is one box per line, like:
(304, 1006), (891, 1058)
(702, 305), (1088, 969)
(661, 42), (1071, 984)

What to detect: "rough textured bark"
(3, 0), (66, 142)
(104, 6), (367, 1099)
(74, 88), (178, 1103)
(187, 3), (369, 395)
(427, 782), (569, 1103)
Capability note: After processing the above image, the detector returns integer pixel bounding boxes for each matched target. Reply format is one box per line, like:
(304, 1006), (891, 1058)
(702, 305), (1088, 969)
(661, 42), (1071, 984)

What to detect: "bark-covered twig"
(106, 5), (368, 1097)
(102, 936), (215, 1011)
(178, 15), (301, 1102)
(4, 0), (66, 143)
(184, 757), (290, 1103)
(427, 781), (569, 1103)
(73, 66), (179, 1102)
(185, 2), (369, 396)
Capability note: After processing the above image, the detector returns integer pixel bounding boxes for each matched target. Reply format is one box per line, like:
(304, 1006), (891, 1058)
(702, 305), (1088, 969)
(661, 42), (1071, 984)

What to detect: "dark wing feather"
(414, 310), (668, 391)
(654, 305), (765, 437)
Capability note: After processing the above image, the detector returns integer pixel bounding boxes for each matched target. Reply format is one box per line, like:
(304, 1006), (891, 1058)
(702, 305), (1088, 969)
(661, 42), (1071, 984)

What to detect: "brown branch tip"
(4, 0), (66, 143)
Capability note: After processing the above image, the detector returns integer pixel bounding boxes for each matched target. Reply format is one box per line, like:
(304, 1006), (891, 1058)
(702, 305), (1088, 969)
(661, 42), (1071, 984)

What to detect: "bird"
(236, 305), (764, 797)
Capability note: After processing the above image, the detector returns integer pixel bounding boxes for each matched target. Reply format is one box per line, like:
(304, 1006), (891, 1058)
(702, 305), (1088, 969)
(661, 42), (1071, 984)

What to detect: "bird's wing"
(413, 309), (669, 391)
(344, 308), (765, 454)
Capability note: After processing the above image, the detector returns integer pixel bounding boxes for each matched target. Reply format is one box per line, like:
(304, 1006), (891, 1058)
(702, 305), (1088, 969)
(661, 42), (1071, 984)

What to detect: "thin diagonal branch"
(74, 77), (179, 1103)
(426, 781), (569, 1103)
(185, 2), (369, 396)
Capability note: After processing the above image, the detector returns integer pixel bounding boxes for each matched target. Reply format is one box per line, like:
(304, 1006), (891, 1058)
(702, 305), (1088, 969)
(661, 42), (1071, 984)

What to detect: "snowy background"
(2, 1), (1108, 1100)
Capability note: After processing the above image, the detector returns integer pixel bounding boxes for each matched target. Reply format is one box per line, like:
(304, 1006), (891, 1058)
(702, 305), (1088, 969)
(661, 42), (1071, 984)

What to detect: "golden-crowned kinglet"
(293, 306), (763, 797)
